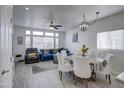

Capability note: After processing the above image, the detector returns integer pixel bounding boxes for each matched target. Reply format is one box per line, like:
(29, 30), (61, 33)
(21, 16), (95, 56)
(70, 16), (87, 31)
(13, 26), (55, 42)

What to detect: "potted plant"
(81, 45), (88, 56)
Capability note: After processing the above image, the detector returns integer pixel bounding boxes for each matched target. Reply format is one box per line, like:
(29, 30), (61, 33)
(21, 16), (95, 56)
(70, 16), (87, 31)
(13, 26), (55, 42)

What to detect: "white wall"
(65, 12), (124, 74)
(13, 26), (26, 59)
(13, 25), (65, 60)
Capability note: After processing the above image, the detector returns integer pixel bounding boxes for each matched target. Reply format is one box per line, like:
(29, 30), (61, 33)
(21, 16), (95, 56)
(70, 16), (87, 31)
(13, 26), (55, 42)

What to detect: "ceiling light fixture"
(79, 12), (100, 32)
(49, 26), (55, 30)
(26, 7), (29, 10)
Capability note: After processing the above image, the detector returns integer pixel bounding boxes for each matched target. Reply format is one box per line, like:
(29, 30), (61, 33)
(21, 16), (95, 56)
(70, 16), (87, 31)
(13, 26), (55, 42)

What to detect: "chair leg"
(73, 74), (75, 80)
(85, 78), (88, 88)
(100, 63), (102, 71)
(108, 74), (111, 84)
(59, 71), (61, 76)
(74, 76), (77, 85)
(60, 71), (62, 80)
(95, 63), (97, 71)
(93, 73), (96, 82)
(105, 74), (107, 80)
(69, 71), (71, 74)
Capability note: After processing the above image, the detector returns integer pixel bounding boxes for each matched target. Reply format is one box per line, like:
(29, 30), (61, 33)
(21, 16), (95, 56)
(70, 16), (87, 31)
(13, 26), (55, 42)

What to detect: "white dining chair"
(96, 51), (101, 58)
(72, 55), (92, 88)
(56, 53), (73, 80)
(61, 50), (67, 58)
(102, 53), (113, 84)
(94, 51), (101, 70)
(95, 51), (105, 71)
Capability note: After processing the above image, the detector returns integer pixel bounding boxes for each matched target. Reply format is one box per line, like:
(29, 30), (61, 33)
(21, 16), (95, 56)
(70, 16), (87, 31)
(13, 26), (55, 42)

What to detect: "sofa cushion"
(44, 54), (53, 57)
(27, 56), (37, 60)
(28, 53), (36, 57)
(49, 50), (53, 54)
(41, 54), (53, 61)
(40, 49), (44, 53)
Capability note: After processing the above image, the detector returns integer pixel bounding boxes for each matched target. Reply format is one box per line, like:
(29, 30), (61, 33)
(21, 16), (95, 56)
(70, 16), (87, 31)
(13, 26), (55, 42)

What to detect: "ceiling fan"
(45, 12), (63, 30)
(49, 20), (62, 30)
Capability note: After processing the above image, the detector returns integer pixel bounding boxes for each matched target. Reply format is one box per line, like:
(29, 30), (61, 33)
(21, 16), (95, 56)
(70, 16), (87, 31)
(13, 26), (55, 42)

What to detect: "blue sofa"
(39, 48), (72, 62)
(39, 49), (54, 61)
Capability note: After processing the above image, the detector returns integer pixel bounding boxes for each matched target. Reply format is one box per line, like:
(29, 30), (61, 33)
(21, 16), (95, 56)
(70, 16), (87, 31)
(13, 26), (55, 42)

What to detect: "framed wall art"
(17, 36), (23, 45)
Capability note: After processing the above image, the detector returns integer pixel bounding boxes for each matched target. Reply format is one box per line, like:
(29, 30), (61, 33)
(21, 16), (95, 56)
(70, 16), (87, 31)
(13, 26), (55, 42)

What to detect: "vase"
(82, 52), (85, 56)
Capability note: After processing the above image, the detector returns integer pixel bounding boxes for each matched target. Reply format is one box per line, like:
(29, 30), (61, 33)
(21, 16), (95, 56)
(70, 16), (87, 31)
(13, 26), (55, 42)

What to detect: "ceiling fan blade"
(55, 25), (62, 27)
(50, 25), (62, 28)
(54, 27), (59, 29)
(50, 25), (54, 27)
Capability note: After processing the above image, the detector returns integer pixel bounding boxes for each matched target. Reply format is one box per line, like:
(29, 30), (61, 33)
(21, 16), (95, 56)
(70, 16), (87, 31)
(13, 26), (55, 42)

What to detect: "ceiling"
(13, 5), (124, 31)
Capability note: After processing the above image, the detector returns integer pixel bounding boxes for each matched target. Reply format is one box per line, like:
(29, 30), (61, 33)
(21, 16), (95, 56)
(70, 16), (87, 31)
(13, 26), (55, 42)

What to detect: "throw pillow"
(28, 53), (36, 57)
(49, 50), (53, 54)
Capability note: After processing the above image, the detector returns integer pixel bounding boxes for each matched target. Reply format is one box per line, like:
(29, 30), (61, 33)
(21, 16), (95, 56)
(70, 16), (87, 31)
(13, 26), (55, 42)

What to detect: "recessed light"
(26, 7), (29, 10)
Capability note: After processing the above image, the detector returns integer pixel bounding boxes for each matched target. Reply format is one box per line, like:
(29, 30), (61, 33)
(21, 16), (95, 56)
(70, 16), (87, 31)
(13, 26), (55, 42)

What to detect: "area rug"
(32, 65), (58, 74)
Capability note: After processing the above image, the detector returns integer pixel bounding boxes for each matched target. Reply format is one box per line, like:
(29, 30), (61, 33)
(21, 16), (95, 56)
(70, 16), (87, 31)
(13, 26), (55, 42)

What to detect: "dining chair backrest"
(72, 55), (91, 78)
(56, 53), (65, 70)
(99, 51), (105, 58)
(102, 53), (114, 74)
(61, 50), (67, 57)
(96, 51), (101, 57)
(104, 53), (113, 63)
(56, 53), (63, 64)
(57, 53), (73, 72)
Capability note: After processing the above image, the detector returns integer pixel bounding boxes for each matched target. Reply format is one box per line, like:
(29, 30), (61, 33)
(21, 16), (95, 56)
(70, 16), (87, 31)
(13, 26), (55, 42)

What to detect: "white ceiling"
(13, 5), (124, 31)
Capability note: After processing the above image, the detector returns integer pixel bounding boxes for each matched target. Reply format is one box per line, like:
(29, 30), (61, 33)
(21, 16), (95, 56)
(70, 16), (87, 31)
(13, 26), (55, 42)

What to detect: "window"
(43, 37), (54, 49)
(33, 37), (44, 49)
(33, 31), (43, 36)
(25, 30), (59, 49)
(97, 29), (124, 50)
(55, 38), (59, 48)
(111, 30), (123, 49)
(55, 33), (59, 37)
(25, 36), (30, 48)
(33, 37), (54, 49)
(45, 32), (54, 36)
(26, 30), (30, 35)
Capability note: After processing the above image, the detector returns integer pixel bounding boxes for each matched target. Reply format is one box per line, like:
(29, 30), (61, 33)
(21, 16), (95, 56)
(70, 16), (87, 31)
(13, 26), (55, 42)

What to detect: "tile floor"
(13, 61), (124, 88)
